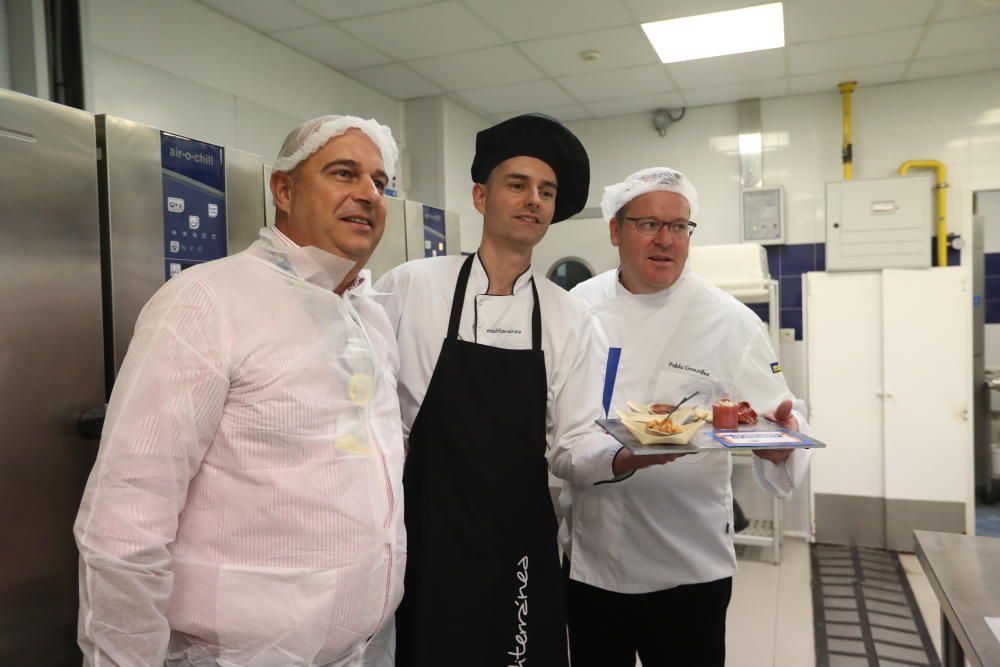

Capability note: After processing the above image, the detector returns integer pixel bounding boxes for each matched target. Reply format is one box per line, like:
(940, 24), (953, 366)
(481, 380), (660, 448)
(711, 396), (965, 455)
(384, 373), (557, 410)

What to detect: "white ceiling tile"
(786, 63), (906, 95)
(933, 0), (1000, 21)
(666, 49), (786, 89)
(916, 13), (1000, 59)
(496, 104), (595, 123)
(457, 80), (575, 113)
(464, 0), (632, 41)
(906, 49), (1000, 80)
(270, 23), (392, 71)
(623, 0), (763, 23)
(292, 0), (436, 21)
(410, 46), (545, 91)
(348, 64), (443, 99)
(584, 92), (686, 118)
(557, 64), (673, 102)
(338, 2), (505, 60)
(682, 78), (787, 107)
(788, 27), (921, 75)
(518, 26), (660, 77)
(784, 0), (934, 44)
(198, 0), (324, 32)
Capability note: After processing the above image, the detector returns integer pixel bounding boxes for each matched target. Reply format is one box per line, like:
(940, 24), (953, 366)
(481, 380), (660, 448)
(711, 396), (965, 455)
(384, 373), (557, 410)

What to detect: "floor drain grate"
(811, 544), (940, 667)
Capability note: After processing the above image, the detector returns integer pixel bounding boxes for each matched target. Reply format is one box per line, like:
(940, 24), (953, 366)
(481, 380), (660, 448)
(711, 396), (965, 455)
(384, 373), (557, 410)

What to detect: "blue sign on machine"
(422, 205), (446, 258)
(161, 132), (226, 281)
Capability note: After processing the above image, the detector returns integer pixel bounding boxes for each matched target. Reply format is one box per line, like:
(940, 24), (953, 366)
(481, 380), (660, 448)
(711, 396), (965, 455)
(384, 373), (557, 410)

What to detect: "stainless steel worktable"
(914, 530), (1000, 667)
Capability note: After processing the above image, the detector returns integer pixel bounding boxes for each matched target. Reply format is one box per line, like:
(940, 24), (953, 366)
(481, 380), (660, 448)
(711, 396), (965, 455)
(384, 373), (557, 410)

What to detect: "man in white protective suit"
(74, 116), (406, 667)
(559, 167), (812, 667)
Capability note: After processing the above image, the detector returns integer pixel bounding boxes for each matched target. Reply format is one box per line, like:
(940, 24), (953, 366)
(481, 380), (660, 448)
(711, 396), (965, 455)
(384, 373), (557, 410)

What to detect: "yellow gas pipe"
(838, 81), (857, 180)
(898, 160), (948, 267)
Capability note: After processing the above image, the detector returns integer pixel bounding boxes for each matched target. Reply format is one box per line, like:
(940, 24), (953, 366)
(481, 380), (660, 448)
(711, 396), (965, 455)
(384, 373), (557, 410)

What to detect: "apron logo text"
(507, 555), (529, 667)
(486, 327), (523, 335)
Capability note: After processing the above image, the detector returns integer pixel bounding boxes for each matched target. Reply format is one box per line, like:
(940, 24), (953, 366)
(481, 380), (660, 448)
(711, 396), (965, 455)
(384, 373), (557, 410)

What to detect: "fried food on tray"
(648, 417), (683, 434)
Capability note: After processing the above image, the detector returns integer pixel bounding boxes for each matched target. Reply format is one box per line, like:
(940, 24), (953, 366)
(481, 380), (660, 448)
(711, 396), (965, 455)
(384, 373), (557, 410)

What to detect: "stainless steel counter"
(914, 530), (1000, 667)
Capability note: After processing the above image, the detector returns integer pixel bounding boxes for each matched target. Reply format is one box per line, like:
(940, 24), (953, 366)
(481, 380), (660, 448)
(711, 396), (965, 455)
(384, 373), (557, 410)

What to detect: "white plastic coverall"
(559, 266), (811, 593)
(74, 227), (405, 667)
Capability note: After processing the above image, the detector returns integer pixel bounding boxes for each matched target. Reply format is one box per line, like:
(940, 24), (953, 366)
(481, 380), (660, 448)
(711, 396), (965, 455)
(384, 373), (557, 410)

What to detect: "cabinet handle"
(77, 405), (107, 440)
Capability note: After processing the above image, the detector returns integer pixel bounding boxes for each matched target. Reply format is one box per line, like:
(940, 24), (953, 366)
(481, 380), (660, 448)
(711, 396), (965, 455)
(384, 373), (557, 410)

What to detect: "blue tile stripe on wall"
(985, 251), (1000, 324)
(759, 243), (826, 341)
(754, 240), (960, 338)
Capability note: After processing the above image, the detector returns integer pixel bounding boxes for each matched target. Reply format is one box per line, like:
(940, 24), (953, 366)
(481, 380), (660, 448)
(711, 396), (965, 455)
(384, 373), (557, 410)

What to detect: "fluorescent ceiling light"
(642, 3), (785, 64)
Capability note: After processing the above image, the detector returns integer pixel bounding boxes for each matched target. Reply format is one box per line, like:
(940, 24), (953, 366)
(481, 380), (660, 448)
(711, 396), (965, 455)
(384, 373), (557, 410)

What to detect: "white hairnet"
(600, 167), (699, 222)
(272, 115), (398, 181)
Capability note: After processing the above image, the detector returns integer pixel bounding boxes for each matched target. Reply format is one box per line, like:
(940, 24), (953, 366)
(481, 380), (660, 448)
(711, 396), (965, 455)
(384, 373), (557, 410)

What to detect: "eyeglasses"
(623, 217), (697, 237)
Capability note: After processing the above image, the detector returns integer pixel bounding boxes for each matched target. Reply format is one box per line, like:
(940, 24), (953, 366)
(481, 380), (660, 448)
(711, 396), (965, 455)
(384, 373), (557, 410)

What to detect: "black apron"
(395, 254), (568, 667)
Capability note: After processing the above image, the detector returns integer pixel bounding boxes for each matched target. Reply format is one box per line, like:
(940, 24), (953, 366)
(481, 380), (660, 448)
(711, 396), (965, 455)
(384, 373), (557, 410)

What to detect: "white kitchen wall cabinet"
(806, 267), (973, 551)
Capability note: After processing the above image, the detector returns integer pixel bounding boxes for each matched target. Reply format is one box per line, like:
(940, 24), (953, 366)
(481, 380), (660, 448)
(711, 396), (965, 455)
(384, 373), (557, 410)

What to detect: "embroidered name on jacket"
(668, 361), (710, 378)
(486, 327), (523, 335)
(507, 555), (529, 666)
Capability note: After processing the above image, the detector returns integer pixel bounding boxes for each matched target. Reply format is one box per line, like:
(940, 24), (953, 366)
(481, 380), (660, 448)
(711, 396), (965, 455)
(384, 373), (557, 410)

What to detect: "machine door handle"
(77, 405), (107, 440)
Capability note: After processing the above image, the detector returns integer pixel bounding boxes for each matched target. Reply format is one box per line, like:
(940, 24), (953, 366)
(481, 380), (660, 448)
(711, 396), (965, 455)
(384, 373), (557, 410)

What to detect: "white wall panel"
(90, 47), (237, 145)
(569, 104), (741, 247)
(86, 0), (402, 156)
(563, 70), (1000, 261)
(441, 98), (490, 253)
(806, 271), (885, 498)
(233, 98), (302, 171)
(882, 268), (972, 508)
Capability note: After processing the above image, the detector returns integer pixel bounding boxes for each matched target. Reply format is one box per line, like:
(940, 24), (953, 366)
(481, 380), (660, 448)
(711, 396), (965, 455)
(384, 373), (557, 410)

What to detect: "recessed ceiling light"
(641, 2), (785, 64)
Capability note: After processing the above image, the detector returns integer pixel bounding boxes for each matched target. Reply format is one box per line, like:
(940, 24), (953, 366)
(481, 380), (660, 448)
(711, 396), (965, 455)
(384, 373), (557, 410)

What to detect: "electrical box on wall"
(741, 187), (784, 245)
(826, 175), (933, 271)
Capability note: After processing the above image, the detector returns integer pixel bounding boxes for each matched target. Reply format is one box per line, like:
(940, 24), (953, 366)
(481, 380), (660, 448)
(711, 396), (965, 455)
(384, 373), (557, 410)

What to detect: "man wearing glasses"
(556, 167), (811, 666)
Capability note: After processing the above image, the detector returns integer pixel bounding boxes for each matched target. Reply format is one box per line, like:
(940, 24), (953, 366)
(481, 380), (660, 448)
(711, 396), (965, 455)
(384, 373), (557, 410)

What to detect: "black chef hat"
(470, 113), (590, 223)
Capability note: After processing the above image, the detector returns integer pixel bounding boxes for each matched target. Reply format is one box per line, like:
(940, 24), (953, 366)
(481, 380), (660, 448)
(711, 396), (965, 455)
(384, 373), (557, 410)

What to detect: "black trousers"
(565, 563), (732, 667)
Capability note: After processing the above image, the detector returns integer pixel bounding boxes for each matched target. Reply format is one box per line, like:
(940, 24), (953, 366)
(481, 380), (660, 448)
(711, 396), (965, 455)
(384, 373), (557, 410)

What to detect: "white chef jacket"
(561, 266), (811, 594)
(374, 253), (618, 486)
(74, 227), (406, 667)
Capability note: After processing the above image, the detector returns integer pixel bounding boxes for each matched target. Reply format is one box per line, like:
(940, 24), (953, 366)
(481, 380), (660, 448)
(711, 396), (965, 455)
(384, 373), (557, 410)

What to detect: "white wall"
(564, 70), (1000, 250)
(84, 0), (403, 166)
(403, 96), (445, 206)
(441, 98), (490, 253)
(0, 1), (10, 90)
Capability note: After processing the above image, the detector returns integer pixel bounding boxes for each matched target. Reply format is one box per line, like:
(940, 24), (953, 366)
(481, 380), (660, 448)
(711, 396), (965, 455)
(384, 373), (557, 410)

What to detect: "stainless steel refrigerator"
(0, 89), (264, 663)
(0, 89), (105, 666)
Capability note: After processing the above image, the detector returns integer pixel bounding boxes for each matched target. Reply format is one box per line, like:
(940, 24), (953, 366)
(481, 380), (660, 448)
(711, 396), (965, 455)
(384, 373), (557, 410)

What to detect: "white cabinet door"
(806, 271), (885, 500)
(882, 268), (973, 544)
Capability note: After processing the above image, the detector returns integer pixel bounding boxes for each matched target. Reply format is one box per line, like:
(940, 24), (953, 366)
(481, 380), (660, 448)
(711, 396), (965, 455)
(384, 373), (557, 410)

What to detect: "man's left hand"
(754, 399), (797, 465)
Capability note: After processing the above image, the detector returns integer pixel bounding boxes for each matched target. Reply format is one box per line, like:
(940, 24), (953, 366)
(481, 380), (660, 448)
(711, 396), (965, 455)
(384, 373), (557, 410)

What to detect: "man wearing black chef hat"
(376, 114), (619, 666)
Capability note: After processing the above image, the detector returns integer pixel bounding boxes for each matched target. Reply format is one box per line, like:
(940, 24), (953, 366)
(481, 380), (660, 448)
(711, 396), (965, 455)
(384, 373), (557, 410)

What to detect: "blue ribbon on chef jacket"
(602, 348), (622, 418)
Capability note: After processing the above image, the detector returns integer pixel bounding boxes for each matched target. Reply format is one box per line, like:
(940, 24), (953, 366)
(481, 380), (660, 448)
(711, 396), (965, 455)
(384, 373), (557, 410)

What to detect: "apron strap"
(447, 252), (543, 350)
(447, 254), (476, 340)
(529, 277), (542, 352)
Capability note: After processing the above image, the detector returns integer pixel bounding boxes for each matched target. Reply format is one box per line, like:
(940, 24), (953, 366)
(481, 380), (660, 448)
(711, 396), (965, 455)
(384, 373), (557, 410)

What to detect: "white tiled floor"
(722, 538), (942, 667)
(725, 538), (816, 667)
